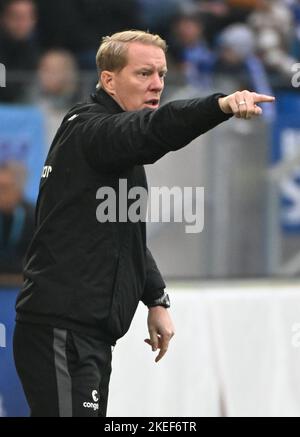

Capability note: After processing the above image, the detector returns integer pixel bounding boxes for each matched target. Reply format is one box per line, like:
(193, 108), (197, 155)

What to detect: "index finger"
(253, 93), (275, 103)
(155, 347), (168, 363)
(155, 336), (170, 363)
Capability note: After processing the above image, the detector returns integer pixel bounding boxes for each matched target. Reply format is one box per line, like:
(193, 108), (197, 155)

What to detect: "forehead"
(40, 53), (67, 68)
(6, 1), (34, 14)
(125, 42), (167, 69)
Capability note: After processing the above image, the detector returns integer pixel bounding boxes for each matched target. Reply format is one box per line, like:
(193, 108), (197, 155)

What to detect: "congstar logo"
(83, 390), (99, 411)
(92, 390), (99, 402)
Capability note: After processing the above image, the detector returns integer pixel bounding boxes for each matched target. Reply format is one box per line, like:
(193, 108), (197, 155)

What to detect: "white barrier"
(108, 281), (300, 417)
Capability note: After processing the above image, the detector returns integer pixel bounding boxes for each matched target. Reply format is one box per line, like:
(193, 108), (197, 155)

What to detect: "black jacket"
(16, 88), (231, 345)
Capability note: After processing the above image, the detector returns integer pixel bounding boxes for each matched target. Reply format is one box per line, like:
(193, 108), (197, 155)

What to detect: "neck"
(101, 87), (125, 111)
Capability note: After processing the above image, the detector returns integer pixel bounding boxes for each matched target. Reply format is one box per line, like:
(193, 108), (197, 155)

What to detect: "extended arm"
(81, 93), (231, 172)
(81, 90), (274, 172)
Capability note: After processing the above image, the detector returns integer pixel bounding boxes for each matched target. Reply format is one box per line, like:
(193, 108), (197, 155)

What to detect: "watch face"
(163, 294), (170, 307)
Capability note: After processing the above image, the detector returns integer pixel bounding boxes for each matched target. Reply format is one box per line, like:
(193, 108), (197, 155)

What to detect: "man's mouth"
(144, 99), (160, 108)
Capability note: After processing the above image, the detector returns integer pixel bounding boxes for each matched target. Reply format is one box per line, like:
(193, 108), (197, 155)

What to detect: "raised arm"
(81, 93), (231, 172)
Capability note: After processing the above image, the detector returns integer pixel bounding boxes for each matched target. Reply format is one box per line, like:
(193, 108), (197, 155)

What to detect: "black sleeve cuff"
(207, 93), (234, 121)
(147, 292), (170, 309)
(141, 288), (165, 307)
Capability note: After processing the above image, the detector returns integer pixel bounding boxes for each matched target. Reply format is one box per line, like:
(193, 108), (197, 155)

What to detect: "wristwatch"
(147, 292), (170, 309)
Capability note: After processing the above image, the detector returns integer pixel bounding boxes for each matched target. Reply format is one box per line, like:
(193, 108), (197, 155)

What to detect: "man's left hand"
(144, 307), (175, 363)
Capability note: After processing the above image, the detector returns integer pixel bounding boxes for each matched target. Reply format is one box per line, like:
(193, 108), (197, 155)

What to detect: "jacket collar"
(90, 88), (124, 114)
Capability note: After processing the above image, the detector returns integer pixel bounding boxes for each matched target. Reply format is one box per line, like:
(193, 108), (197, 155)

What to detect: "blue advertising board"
(0, 288), (29, 417)
(272, 92), (300, 232)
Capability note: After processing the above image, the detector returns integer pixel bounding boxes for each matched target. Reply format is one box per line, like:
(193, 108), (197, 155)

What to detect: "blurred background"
(0, 0), (300, 417)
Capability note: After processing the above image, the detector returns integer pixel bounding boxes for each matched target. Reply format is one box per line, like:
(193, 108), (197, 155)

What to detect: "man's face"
(0, 170), (21, 213)
(38, 52), (77, 95)
(2, 0), (36, 41)
(175, 17), (203, 46)
(106, 42), (167, 111)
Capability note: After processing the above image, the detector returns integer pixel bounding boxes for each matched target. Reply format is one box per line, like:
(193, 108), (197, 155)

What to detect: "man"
(13, 30), (275, 417)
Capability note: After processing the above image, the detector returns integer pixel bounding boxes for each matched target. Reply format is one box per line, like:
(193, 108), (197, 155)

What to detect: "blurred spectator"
(247, 0), (296, 87)
(170, 11), (215, 89)
(226, 0), (260, 9)
(35, 1), (87, 55)
(0, 161), (35, 274)
(212, 23), (274, 119)
(189, 0), (252, 45)
(36, 0), (140, 69)
(0, 0), (39, 102)
(285, 0), (300, 59)
(138, 0), (182, 38)
(30, 49), (80, 148)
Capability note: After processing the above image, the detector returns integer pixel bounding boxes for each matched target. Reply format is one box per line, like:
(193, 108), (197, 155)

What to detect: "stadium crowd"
(0, 0), (299, 277)
(0, 0), (298, 104)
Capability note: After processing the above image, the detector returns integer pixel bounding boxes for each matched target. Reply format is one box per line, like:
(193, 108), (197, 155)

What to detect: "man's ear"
(100, 71), (116, 95)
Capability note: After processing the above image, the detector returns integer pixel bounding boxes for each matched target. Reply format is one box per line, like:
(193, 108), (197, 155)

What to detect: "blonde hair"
(96, 30), (167, 87)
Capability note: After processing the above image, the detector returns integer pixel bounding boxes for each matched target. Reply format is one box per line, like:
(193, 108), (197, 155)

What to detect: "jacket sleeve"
(140, 247), (166, 306)
(80, 93), (232, 172)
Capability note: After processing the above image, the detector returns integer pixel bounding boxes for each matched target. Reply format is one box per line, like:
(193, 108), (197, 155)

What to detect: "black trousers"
(13, 322), (112, 417)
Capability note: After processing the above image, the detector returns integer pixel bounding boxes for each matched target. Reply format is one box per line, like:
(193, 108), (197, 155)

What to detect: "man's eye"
(139, 72), (149, 77)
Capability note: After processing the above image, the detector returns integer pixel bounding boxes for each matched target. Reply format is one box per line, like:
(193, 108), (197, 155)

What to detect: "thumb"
(254, 105), (263, 116)
(144, 339), (157, 352)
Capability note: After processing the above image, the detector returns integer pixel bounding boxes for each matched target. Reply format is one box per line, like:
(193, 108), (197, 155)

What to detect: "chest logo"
(42, 166), (52, 179)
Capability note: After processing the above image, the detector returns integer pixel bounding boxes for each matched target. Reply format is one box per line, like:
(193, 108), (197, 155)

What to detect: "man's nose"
(149, 73), (164, 91)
